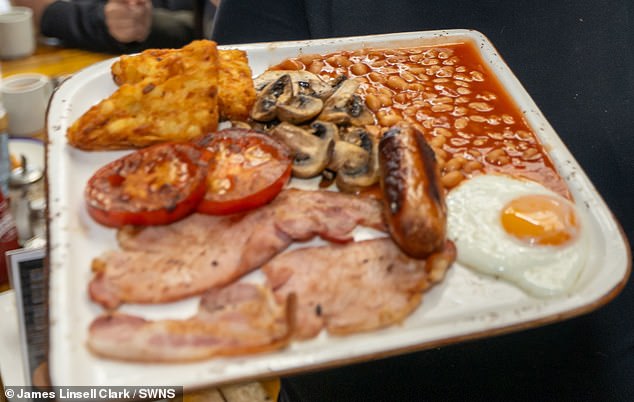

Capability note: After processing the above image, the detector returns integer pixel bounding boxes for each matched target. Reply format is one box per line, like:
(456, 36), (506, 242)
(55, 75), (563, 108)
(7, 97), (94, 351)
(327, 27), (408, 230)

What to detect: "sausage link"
(378, 122), (447, 258)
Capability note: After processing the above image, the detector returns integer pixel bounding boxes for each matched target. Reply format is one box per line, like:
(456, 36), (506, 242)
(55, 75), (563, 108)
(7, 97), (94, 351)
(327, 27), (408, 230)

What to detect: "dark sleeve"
(142, 9), (194, 49)
(150, 0), (193, 11)
(40, 0), (195, 54)
(39, 0), (131, 54)
(211, 0), (310, 45)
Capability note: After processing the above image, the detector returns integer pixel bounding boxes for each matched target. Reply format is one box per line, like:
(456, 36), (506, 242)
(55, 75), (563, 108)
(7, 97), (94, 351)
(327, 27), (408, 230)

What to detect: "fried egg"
(446, 174), (589, 297)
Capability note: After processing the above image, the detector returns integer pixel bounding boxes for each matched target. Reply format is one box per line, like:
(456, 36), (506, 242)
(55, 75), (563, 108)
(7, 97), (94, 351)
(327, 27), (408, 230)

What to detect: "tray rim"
(45, 28), (632, 389)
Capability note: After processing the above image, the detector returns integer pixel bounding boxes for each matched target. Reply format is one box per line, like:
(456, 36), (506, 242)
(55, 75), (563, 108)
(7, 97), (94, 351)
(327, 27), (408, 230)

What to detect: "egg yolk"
(500, 194), (579, 246)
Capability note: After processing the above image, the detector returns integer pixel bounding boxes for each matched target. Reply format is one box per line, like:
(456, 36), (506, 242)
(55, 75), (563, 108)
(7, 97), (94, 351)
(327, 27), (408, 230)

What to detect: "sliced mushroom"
(332, 127), (380, 192)
(277, 94), (324, 124)
(254, 70), (335, 100)
(250, 74), (293, 122)
(230, 120), (253, 130)
(318, 78), (375, 126)
(328, 141), (370, 172)
(270, 121), (336, 178)
(253, 71), (288, 93)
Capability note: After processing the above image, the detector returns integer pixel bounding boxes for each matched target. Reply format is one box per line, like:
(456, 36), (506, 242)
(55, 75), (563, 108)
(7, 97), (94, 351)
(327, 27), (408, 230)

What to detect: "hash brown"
(111, 45), (255, 121)
(67, 40), (220, 150)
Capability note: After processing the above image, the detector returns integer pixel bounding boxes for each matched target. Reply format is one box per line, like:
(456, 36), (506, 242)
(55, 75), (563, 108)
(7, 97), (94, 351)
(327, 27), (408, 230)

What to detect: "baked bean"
(432, 146), (448, 160)
(308, 61), (325, 74)
(477, 91), (497, 101)
(400, 71), (417, 82)
(450, 137), (470, 147)
(452, 106), (469, 117)
(426, 65), (442, 76)
(488, 132), (504, 140)
(445, 156), (466, 172)
(378, 94), (393, 107)
(386, 56), (407, 64)
(365, 93), (382, 111)
(297, 53), (322, 65)
(456, 96), (471, 104)
(502, 114), (515, 124)
(402, 107), (417, 117)
(486, 148), (510, 165)
(442, 171), (465, 188)
(366, 52), (383, 61)
(432, 104), (453, 113)
(381, 67), (401, 75)
(368, 71), (386, 84)
(435, 96), (453, 104)
(350, 62), (371, 76)
(438, 86), (459, 97)
(438, 50), (453, 59)
(385, 49), (407, 56)
(378, 87), (393, 96)
(386, 75), (408, 91)
(468, 149), (481, 158)
(276, 59), (303, 70)
(486, 115), (502, 126)
(444, 56), (460, 65)
(452, 117), (467, 129)
(522, 148), (540, 160)
(377, 110), (402, 127)
(408, 82), (425, 92)
(453, 73), (471, 82)
(328, 55), (352, 67)
(516, 130), (534, 142)
(470, 70), (485, 81)
(408, 66), (427, 75)
(430, 135), (446, 148)
(470, 115), (487, 123)
(457, 87), (472, 95)
(437, 66), (455, 77)
(463, 160), (483, 173)
(394, 93), (409, 104)
(469, 102), (493, 112)
(434, 127), (453, 138)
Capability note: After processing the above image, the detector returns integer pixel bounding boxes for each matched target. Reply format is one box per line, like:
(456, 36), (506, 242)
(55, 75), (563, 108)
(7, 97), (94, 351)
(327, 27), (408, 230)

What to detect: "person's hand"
(104, 0), (152, 43)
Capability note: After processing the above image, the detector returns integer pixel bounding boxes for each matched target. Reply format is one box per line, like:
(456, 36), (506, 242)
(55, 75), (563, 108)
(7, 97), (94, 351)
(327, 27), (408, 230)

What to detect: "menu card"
(6, 247), (47, 387)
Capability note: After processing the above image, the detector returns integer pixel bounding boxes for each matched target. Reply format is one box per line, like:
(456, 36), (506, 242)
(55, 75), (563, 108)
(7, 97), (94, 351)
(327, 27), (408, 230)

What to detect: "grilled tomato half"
(85, 142), (208, 227)
(195, 128), (292, 215)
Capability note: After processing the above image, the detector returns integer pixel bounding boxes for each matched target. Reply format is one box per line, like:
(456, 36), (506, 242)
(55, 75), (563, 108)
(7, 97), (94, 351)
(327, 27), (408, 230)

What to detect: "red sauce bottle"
(0, 190), (20, 287)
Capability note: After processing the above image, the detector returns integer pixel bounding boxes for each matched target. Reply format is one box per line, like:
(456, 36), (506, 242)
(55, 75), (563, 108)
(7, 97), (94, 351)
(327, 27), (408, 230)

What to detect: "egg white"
(446, 174), (589, 297)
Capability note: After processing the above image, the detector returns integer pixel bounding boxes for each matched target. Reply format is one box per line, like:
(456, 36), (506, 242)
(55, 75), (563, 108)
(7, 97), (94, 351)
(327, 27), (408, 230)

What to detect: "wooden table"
(1, 43), (112, 79)
(0, 43), (280, 401)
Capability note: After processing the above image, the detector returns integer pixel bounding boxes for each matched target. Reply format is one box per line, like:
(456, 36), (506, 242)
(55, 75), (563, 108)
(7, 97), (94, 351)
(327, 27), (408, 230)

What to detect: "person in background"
(13, 0), (196, 53)
(212, 1), (633, 401)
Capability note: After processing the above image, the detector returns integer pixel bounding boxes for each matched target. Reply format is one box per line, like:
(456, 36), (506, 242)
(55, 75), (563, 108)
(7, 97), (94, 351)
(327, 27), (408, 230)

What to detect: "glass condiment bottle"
(0, 106), (9, 195)
(0, 189), (20, 288)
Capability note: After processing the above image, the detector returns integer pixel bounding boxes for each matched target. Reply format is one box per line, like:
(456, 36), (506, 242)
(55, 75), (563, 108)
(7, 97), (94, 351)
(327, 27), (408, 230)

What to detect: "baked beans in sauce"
(270, 42), (569, 198)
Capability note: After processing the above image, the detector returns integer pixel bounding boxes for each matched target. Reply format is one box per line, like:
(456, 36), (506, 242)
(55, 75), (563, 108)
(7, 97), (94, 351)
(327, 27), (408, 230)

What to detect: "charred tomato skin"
(85, 142), (208, 227)
(195, 128), (292, 215)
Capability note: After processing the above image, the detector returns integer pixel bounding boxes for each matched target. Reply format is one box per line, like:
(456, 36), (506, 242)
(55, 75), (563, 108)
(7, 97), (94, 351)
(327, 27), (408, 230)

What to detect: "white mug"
(0, 7), (35, 59)
(1, 74), (53, 137)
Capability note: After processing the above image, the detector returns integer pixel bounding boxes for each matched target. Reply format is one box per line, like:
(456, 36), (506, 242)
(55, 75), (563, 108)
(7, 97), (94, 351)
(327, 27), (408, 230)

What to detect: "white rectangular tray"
(46, 29), (631, 388)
